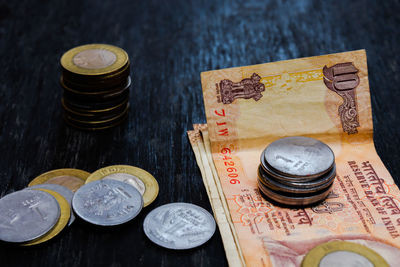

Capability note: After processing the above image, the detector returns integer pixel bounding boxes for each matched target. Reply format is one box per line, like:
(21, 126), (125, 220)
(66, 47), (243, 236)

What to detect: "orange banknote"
(189, 50), (400, 266)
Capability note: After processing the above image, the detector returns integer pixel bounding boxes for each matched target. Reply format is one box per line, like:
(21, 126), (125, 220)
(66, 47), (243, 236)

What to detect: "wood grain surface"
(0, 0), (399, 266)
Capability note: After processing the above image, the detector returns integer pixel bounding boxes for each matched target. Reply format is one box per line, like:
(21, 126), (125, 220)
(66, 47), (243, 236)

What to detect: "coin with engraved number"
(72, 179), (143, 226)
(26, 184), (75, 226)
(301, 241), (389, 267)
(22, 189), (70, 246)
(263, 136), (335, 178)
(143, 203), (216, 249)
(0, 190), (60, 243)
(28, 168), (90, 192)
(86, 165), (159, 207)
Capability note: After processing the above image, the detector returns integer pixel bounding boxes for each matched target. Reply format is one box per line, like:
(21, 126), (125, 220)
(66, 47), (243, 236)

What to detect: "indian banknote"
(189, 50), (400, 266)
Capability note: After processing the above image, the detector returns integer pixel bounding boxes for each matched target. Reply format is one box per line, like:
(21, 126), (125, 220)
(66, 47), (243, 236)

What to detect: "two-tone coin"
(301, 241), (389, 267)
(258, 136), (336, 206)
(86, 165), (159, 207)
(26, 184), (75, 226)
(28, 168), (90, 192)
(143, 203), (216, 249)
(72, 179), (143, 226)
(60, 44), (131, 131)
(0, 190), (60, 243)
(22, 189), (70, 246)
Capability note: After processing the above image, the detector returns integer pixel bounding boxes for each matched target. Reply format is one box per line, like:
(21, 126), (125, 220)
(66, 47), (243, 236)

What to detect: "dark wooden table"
(1, 0), (399, 266)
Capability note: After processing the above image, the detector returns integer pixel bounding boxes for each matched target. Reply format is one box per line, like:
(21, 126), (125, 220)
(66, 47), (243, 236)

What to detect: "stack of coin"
(60, 44), (131, 130)
(258, 136), (336, 206)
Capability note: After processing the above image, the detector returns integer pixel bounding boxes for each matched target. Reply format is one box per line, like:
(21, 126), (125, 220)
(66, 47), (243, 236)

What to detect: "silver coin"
(72, 179), (143, 226)
(0, 190), (60, 243)
(103, 173), (146, 196)
(258, 180), (333, 206)
(319, 251), (374, 267)
(143, 202), (216, 250)
(263, 136), (335, 178)
(258, 165), (336, 193)
(26, 184), (75, 226)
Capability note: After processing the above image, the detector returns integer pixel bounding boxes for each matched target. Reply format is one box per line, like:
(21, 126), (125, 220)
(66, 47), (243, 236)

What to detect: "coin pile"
(0, 165), (159, 245)
(60, 44), (131, 130)
(258, 136), (336, 206)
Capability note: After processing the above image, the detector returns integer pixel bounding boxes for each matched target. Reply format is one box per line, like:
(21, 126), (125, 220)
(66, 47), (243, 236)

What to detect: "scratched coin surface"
(28, 168), (90, 192)
(27, 184), (75, 226)
(0, 190), (60, 243)
(143, 203), (216, 250)
(86, 165), (159, 207)
(72, 179), (143, 226)
(263, 136), (335, 178)
(103, 173), (146, 195)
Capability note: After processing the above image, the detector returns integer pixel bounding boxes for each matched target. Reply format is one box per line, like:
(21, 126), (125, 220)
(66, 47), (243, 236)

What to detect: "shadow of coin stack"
(258, 136), (336, 207)
(60, 44), (130, 130)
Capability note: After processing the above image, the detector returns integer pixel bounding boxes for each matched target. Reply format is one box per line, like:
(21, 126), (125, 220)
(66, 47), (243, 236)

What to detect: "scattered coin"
(301, 241), (389, 267)
(86, 165), (159, 207)
(28, 168), (90, 192)
(26, 184), (75, 226)
(263, 136), (334, 178)
(0, 190), (60, 243)
(103, 173), (146, 195)
(22, 189), (70, 246)
(72, 179), (143, 226)
(143, 203), (216, 250)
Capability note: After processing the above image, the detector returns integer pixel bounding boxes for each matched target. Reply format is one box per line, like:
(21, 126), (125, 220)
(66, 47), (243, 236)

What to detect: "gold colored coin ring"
(64, 112), (128, 131)
(61, 76), (131, 96)
(86, 165), (159, 207)
(301, 240), (389, 267)
(61, 44), (129, 76)
(21, 189), (70, 246)
(62, 97), (129, 114)
(62, 61), (130, 86)
(64, 104), (129, 125)
(28, 168), (90, 191)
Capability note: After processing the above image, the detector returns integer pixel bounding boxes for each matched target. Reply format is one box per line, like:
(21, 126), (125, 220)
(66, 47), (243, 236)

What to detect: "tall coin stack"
(60, 44), (130, 130)
(258, 136), (336, 206)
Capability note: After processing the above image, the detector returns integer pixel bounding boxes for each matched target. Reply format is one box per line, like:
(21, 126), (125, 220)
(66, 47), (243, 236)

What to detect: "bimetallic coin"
(301, 241), (389, 267)
(28, 168), (90, 192)
(143, 203), (216, 250)
(61, 44), (129, 76)
(22, 189), (70, 246)
(103, 173), (146, 195)
(0, 190), (60, 243)
(86, 165), (159, 207)
(27, 184), (75, 226)
(72, 179), (143, 226)
(263, 136), (335, 178)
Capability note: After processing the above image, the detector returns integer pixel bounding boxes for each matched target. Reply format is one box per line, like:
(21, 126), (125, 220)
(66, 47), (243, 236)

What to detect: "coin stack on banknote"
(258, 136), (336, 206)
(60, 44), (131, 130)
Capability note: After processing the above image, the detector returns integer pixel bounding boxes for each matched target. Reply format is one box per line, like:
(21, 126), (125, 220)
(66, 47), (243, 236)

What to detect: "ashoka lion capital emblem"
(218, 73), (265, 104)
(323, 62), (360, 134)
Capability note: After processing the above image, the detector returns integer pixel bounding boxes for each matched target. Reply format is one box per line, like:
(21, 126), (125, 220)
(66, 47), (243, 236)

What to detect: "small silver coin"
(263, 136), (335, 178)
(27, 184), (75, 226)
(143, 203), (216, 250)
(0, 190), (60, 243)
(72, 179), (143, 226)
(319, 251), (374, 267)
